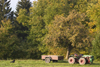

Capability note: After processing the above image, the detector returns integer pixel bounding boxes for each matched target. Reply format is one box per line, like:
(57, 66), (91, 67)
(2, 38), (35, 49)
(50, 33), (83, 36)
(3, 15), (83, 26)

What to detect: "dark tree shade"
(16, 0), (32, 13)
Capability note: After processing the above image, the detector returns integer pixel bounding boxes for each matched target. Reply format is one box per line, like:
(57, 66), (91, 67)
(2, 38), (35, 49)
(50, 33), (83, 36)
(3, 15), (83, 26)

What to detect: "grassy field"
(0, 60), (100, 67)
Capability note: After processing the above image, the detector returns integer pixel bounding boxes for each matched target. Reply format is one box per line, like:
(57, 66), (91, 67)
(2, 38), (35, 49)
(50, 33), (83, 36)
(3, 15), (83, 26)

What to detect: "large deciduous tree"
(28, 0), (91, 58)
(43, 10), (91, 59)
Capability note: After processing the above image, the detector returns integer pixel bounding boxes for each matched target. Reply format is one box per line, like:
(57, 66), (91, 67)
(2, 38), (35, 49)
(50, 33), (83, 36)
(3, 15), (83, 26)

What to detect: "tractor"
(68, 54), (94, 65)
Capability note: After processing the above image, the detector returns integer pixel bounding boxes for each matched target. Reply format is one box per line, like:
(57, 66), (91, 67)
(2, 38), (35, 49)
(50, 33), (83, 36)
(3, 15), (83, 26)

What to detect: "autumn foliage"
(0, 0), (100, 59)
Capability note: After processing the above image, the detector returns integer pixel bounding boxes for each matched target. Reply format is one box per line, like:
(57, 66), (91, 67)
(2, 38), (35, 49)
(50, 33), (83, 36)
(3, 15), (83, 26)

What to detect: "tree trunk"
(65, 44), (72, 59)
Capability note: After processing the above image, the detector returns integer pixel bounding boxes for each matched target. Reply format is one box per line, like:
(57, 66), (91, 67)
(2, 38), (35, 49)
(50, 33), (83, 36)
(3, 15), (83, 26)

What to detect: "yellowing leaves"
(17, 9), (29, 26)
(44, 10), (89, 49)
(88, 21), (95, 28)
(87, 1), (100, 33)
(0, 19), (14, 43)
(69, 3), (74, 8)
(47, 45), (66, 57)
(0, 20), (12, 34)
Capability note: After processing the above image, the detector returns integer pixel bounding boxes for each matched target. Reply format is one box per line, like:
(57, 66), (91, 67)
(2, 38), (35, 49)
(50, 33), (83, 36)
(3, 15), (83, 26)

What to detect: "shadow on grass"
(55, 60), (68, 63)
(90, 63), (100, 65)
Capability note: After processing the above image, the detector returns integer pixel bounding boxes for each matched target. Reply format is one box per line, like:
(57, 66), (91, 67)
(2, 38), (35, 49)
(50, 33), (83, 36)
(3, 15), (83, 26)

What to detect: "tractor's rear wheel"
(79, 58), (86, 65)
(68, 57), (75, 64)
(45, 57), (51, 63)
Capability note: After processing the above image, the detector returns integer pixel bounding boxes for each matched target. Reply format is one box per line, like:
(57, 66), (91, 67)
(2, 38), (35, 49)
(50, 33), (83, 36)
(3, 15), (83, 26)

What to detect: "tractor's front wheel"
(68, 57), (75, 64)
(79, 58), (86, 65)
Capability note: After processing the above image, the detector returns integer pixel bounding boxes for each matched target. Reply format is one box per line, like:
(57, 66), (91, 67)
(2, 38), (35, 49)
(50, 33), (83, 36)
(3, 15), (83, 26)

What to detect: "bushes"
(92, 32), (100, 59)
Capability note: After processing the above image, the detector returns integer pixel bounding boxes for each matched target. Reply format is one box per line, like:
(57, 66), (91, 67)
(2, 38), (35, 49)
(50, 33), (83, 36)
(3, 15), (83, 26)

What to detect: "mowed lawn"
(0, 60), (100, 67)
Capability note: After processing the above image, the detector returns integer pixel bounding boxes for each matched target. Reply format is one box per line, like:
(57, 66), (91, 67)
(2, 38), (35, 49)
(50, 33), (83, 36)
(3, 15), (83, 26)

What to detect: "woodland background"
(0, 0), (100, 60)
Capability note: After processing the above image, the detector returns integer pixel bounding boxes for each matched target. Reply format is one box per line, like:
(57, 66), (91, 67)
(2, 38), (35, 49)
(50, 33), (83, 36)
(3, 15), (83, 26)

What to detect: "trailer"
(41, 55), (64, 63)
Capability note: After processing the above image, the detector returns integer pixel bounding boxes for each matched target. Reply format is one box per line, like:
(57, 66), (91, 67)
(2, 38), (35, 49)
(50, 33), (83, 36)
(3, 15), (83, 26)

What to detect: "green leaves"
(87, 1), (100, 59)
(0, 0), (99, 59)
(44, 10), (89, 48)
(92, 32), (100, 59)
(87, 1), (100, 29)
(0, 20), (20, 59)
(17, 9), (29, 26)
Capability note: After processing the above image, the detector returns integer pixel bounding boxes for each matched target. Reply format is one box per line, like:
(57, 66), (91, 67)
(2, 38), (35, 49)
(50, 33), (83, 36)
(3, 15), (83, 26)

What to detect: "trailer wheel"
(45, 57), (51, 63)
(79, 58), (86, 65)
(68, 57), (75, 64)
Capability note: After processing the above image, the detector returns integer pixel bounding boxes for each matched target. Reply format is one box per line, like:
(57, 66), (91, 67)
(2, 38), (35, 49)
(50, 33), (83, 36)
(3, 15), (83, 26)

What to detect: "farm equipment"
(68, 54), (94, 65)
(41, 55), (64, 63)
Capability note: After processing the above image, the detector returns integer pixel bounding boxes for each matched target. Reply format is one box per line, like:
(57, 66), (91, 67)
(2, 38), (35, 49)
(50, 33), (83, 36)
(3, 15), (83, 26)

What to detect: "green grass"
(0, 60), (100, 67)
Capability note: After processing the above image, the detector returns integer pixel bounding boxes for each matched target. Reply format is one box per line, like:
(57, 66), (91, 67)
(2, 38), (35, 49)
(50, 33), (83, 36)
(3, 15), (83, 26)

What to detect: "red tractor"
(68, 54), (94, 65)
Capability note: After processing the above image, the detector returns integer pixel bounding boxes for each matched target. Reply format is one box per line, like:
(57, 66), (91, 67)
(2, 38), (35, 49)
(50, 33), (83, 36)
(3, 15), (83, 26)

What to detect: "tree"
(24, 0), (49, 58)
(11, 0), (32, 59)
(14, 0), (32, 58)
(15, 0), (32, 39)
(0, 19), (21, 59)
(0, 19), (29, 59)
(28, 0), (91, 58)
(43, 10), (90, 59)
(0, 0), (12, 24)
(16, 0), (32, 14)
(16, 9), (30, 40)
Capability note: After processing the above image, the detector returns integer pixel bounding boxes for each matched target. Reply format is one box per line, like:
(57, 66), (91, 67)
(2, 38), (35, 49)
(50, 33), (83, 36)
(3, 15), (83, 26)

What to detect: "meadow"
(0, 60), (100, 67)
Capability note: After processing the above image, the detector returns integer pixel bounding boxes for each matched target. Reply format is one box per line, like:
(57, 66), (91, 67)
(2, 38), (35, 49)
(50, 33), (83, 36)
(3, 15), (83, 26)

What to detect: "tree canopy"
(43, 10), (90, 59)
(0, 0), (100, 60)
